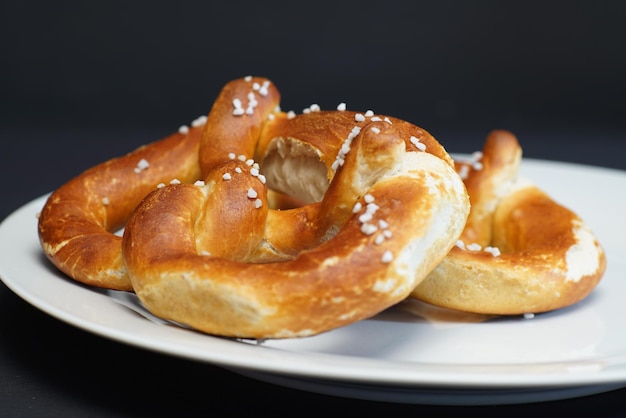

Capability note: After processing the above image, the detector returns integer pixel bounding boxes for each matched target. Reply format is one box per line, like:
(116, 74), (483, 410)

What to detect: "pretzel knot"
(121, 76), (470, 339)
(411, 130), (606, 315)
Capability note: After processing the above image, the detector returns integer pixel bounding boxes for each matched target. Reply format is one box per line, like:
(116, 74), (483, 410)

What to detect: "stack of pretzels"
(37, 76), (606, 339)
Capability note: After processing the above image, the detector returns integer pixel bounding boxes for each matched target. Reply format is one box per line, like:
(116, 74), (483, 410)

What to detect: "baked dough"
(411, 130), (606, 315)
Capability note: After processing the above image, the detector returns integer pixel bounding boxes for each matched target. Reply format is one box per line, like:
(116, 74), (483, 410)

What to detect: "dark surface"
(2, 2), (626, 417)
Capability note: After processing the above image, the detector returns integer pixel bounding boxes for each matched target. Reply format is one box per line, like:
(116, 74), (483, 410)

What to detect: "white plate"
(1, 159), (626, 406)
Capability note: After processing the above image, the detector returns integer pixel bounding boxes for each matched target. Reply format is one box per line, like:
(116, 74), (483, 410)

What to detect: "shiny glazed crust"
(121, 76), (470, 339)
(411, 130), (606, 315)
(37, 126), (203, 290)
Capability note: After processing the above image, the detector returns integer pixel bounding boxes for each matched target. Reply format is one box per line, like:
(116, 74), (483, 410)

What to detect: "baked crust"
(122, 77), (469, 338)
(411, 130), (606, 314)
(37, 125), (203, 290)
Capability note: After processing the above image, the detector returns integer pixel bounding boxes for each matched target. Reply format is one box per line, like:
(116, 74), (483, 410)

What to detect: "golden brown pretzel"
(121, 76), (470, 339)
(37, 121), (204, 290)
(411, 130), (606, 315)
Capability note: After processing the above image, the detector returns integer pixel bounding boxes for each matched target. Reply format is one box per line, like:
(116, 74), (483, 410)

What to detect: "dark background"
(3, 1), (626, 134)
(1, 1), (626, 416)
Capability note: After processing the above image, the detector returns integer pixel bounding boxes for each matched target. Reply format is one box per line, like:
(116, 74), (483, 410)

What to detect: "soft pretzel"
(37, 121), (204, 290)
(121, 76), (470, 339)
(411, 130), (606, 315)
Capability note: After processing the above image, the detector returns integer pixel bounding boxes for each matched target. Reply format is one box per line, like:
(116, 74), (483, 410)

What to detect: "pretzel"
(121, 76), (470, 339)
(37, 122), (204, 290)
(411, 130), (606, 315)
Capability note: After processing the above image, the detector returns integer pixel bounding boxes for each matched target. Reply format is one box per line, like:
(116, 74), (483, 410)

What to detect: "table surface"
(1, 126), (625, 417)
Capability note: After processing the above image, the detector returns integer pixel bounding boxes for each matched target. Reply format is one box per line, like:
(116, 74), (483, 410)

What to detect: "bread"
(411, 130), (606, 314)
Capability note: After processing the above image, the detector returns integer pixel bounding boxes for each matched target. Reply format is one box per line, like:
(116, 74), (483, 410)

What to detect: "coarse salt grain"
(353, 193), (392, 247)
(191, 115), (207, 127)
(456, 151), (484, 178)
(258, 81), (270, 96)
(134, 158), (150, 173)
(222, 173), (232, 180)
(233, 98), (245, 115)
(361, 223), (378, 235)
(366, 202), (380, 214)
(381, 251), (393, 263)
(410, 136), (427, 151)
(331, 126), (361, 171)
(484, 246), (501, 257)
(247, 188), (258, 199)
(359, 212), (373, 223)
(246, 106), (255, 115)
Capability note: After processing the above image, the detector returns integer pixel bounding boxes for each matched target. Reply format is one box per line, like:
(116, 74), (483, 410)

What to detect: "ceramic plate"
(1, 159), (626, 405)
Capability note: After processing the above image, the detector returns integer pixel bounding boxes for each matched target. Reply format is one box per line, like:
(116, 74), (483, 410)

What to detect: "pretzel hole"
(259, 137), (329, 204)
